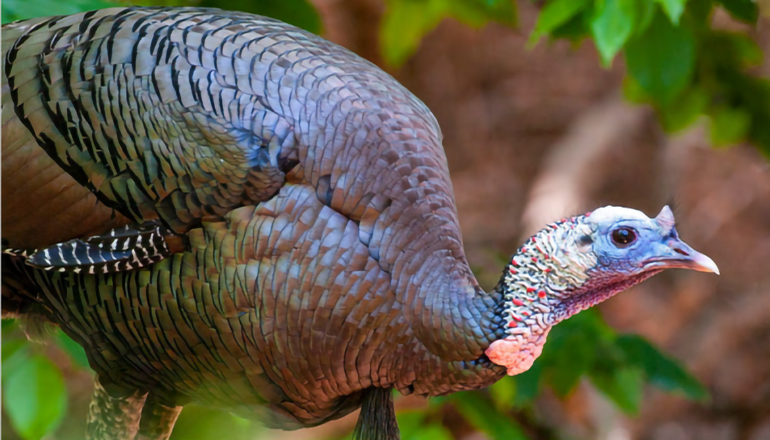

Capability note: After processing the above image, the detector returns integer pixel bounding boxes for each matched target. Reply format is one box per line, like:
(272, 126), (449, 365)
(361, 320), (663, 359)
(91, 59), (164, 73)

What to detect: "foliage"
(2, 320), (79, 440)
(530, 0), (769, 157)
(385, 0), (769, 157)
(2, 0), (321, 34)
(380, 0), (516, 66)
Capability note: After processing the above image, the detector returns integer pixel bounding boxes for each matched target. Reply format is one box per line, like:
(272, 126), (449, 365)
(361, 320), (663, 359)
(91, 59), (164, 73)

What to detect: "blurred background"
(2, 1), (769, 440)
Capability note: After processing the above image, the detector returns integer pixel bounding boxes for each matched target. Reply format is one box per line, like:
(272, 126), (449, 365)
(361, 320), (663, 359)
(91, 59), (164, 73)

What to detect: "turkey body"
(2, 7), (505, 430)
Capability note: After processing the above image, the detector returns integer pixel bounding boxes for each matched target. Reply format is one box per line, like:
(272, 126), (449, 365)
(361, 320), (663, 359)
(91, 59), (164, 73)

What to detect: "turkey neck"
(401, 216), (593, 365)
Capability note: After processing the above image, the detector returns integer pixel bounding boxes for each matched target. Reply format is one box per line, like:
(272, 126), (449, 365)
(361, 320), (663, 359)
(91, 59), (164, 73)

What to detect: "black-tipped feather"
(4, 221), (173, 274)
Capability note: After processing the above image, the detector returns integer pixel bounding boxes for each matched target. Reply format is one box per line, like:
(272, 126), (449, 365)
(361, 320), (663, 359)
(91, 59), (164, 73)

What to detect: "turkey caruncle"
(1, 6), (719, 440)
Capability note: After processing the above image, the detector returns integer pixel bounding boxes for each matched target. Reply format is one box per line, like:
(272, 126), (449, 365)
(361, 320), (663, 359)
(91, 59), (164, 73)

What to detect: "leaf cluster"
(533, 0), (770, 156)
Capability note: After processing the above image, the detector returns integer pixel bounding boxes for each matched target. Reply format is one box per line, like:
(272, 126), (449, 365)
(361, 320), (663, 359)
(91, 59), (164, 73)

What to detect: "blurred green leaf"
(56, 331), (91, 370)
(382, 0), (515, 66)
(448, 0), (517, 28)
(2, 318), (19, 332)
(622, 75), (651, 104)
(717, 0), (759, 23)
(538, 310), (612, 396)
(1, 0), (117, 24)
(541, 329), (595, 396)
(396, 410), (429, 440)
(1, 339), (29, 380)
(489, 376), (517, 411)
(658, 86), (709, 132)
(529, 0), (590, 46)
(381, 0), (448, 66)
(632, 0), (656, 34)
(549, 10), (591, 42)
(511, 361), (542, 407)
(616, 334), (709, 401)
(170, 405), (259, 440)
(655, 0), (688, 24)
(591, 0), (637, 66)
(589, 366), (643, 415)
(407, 423), (453, 440)
(453, 392), (528, 440)
(198, 0), (322, 34)
(709, 107), (751, 146)
(625, 10), (695, 104)
(3, 355), (67, 440)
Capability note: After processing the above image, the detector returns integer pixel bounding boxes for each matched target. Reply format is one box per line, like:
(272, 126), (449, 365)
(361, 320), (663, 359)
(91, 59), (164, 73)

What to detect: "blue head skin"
(486, 205), (718, 375)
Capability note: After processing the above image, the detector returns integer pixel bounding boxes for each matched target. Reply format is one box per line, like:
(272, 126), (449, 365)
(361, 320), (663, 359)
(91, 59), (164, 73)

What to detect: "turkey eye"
(611, 228), (637, 247)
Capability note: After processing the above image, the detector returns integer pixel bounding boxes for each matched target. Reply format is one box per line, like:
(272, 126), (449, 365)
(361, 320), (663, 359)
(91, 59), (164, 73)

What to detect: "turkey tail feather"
(353, 388), (400, 440)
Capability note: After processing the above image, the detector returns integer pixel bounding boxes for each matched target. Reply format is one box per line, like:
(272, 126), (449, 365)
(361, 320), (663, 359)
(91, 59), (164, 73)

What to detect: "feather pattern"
(2, 5), (502, 436)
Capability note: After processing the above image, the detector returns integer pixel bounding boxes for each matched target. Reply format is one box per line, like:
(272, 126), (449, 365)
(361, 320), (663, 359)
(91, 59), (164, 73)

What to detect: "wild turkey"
(1, 6), (719, 440)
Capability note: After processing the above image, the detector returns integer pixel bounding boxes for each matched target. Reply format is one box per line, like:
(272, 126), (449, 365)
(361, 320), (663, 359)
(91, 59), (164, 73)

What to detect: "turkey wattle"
(1, 7), (718, 440)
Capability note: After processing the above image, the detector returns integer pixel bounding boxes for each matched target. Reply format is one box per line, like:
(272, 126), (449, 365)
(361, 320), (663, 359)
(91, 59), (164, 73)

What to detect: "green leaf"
(622, 75), (651, 104)
(409, 423), (453, 440)
(1, 0), (117, 24)
(709, 107), (751, 146)
(448, 0), (517, 28)
(591, 0), (637, 66)
(529, 0), (591, 47)
(616, 334), (709, 401)
(489, 376), (517, 411)
(56, 331), (91, 370)
(625, 10), (696, 104)
(169, 405), (259, 440)
(2, 318), (19, 332)
(396, 410), (429, 440)
(3, 355), (67, 440)
(633, 0), (656, 34)
(550, 10), (591, 42)
(198, 0), (322, 34)
(510, 361), (542, 406)
(535, 309), (614, 396)
(381, 0), (448, 66)
(658, 86), (709, 132)
(541, 330), (595, 396)
(1, 340), (29, 381)
(717, 0), (759, 24)
(452, 392), (529, 440)
(655, 0), (688, 24)
(589, 366), (644, 415)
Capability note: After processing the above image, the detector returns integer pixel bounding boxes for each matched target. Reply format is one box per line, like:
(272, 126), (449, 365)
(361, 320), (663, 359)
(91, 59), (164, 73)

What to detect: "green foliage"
(2, 322), (70, 440)
(656, 0), (687, 24)
(198, 0), (322, 34)
(591, 0), (637, 66)
(625, 10), (696, 104)
(1, 0), (117, 24)
(615, 334), (708, 400)
(452, 392), (528, 440)
(528, 0), (590, 46)
(169, 405), (260, 440)
(3, 355), (68, 440)
(381, 0), (516, 66)
(56, 332), (91, 369)
(717, 0), (759, 23)
(486, 309), (708, 417)
(527, 0), (769, 156)
(397, 410), (454, 440)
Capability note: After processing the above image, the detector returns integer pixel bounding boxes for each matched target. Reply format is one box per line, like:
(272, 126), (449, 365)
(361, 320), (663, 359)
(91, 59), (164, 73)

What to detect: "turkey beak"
(645, 239), (720, 275)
